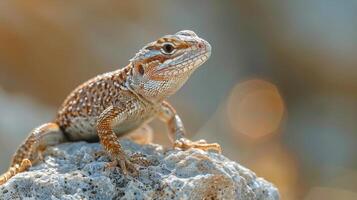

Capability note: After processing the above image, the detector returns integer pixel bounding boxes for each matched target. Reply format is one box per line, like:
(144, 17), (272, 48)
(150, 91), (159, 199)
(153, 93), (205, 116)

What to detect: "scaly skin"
(0, 30), (221, 185)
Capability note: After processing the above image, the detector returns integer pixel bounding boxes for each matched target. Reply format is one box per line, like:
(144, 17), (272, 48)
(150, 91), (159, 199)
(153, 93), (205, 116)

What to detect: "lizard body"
(0, 30), (221, 185)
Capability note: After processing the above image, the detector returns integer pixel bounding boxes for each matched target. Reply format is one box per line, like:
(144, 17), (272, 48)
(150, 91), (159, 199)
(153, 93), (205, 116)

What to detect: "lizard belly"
(63, 117), (98, 141)
(111, 113), (155, 135)
(63, 114), (155, 142)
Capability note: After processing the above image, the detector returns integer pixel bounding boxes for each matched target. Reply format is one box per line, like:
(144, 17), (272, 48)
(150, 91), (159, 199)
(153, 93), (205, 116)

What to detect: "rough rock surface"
(0, 140), (279, 200)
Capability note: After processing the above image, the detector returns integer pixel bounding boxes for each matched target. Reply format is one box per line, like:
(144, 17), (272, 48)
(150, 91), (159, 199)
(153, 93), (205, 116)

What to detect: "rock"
(0, 140), (279, 200)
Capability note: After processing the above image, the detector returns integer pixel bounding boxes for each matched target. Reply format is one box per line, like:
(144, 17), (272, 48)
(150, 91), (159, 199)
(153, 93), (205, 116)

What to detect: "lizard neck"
(112, 64), (159, 105)
(125, 62), (192, 104)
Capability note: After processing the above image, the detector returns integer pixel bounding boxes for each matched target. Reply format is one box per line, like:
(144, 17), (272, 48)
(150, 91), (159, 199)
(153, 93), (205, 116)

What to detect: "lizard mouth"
(154, 40), (211, 77)
(154, 53), (209, 77)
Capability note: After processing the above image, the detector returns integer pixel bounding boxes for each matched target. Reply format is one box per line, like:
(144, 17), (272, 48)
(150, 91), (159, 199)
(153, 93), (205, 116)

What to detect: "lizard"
(0, 30), (221, 185)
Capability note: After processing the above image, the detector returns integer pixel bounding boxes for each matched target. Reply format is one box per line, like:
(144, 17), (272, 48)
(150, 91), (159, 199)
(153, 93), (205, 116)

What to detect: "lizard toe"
(104, 158), (139, 177)
(174, 138), (222, 154)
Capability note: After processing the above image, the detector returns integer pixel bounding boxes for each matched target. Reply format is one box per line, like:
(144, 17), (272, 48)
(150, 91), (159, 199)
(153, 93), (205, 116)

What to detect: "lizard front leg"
(96, 105), (138, 175)
(159, 101), (222, 153)
(0, 123), (66, 185)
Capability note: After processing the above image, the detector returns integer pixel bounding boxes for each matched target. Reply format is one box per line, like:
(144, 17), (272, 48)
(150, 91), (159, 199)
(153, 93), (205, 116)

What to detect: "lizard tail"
(0, 159), (32, 185)
(0, 122), (66, 185)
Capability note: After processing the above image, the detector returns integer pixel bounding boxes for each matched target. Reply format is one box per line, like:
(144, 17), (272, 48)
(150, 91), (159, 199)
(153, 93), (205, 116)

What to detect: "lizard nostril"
(198, 43), (204, 49)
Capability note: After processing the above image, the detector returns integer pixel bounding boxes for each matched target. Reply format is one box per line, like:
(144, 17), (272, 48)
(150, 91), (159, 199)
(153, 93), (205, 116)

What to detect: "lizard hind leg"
(121, 124), (154, 145)
(0, 122), (66, 185)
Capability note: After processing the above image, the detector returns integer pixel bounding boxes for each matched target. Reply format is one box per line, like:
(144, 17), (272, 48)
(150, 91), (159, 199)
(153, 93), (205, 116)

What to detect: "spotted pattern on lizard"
(0, 30), (221, 185)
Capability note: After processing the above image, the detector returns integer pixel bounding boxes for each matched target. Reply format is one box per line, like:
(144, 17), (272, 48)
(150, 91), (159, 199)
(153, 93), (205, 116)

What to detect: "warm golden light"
(304, 187), (357, 200)
(227, 79), (285, 139)
(247, 144), (300, 200)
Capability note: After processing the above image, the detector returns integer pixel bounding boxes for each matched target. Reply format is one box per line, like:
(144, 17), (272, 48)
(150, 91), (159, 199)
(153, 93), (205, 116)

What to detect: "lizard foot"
(0, 159), (32, 185)
(174, 138), (222, 154)
(104, 156), (139, 177)
(129, 152), (152, 167)
(104, 152), (152, 177)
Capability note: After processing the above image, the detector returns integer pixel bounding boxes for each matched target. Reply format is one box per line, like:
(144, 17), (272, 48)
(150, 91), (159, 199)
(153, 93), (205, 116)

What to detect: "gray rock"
(0, 140), (279, 200)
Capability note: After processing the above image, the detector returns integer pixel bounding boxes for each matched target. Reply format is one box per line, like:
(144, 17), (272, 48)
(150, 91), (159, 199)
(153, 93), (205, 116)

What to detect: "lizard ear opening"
(136, 64), (145, 75)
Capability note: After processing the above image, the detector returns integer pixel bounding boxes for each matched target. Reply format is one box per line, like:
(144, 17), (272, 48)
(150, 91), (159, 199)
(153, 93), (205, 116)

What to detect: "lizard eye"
(161, 43), (175, 55)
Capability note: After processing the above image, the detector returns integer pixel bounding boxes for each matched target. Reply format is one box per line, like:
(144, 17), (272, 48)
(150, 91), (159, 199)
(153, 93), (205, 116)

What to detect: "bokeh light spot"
(227, 79), (285, 139)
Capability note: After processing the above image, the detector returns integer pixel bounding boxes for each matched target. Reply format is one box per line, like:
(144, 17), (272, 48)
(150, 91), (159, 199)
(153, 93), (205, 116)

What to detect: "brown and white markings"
(0, 30), (221, 185)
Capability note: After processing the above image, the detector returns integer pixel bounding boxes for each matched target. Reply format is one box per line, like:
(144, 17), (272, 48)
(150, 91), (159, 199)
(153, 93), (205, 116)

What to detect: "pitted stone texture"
(0, 140), (279, 200)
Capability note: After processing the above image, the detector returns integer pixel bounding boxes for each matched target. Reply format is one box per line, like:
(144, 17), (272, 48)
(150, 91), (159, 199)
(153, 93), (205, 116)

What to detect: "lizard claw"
(104, 156), (139, 177)
(174, 138), (222, 154)
(19, 159), (33, 171)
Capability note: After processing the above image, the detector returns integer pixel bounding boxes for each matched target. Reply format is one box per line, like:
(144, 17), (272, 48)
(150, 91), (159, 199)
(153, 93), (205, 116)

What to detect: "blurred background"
(1, 1), (357, 199)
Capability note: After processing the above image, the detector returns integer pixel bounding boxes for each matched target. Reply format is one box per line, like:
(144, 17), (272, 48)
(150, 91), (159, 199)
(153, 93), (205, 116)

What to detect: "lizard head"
(129, 30), (211, 102)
